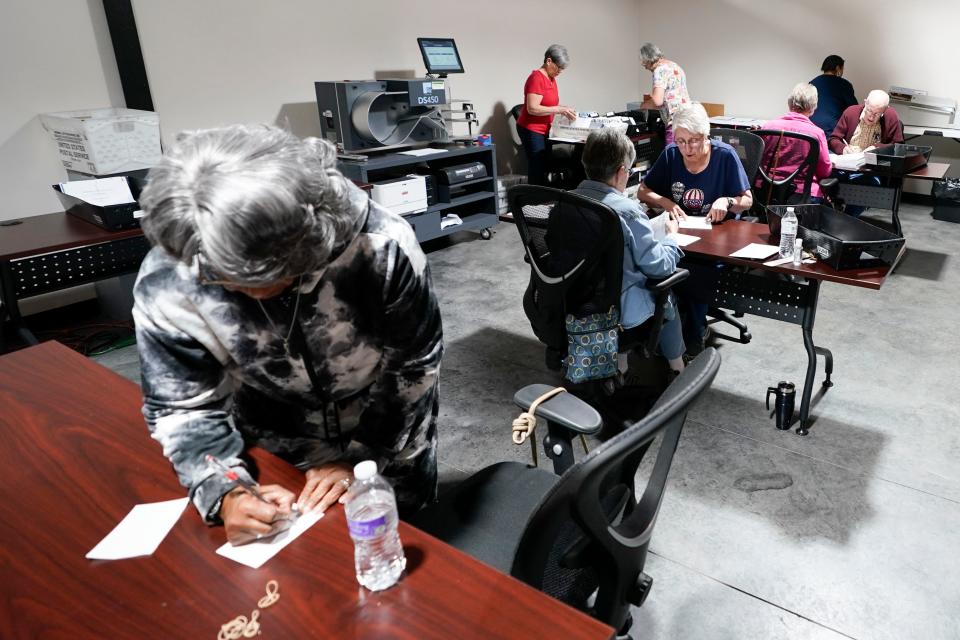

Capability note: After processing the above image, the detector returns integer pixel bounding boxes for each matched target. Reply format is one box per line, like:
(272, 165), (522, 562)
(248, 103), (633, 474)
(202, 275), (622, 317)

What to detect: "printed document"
(60, 177), (135, 207)
(730, 243), (780, 260)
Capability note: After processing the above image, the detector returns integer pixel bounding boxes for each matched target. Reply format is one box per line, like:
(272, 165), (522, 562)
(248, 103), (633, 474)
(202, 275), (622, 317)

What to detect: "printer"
(889, 86), (958, 129)
(370, 175), (428, 216)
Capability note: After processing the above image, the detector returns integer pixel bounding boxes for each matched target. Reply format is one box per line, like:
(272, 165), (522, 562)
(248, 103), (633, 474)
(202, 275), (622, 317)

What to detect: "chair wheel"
(480, 228), (492, 240)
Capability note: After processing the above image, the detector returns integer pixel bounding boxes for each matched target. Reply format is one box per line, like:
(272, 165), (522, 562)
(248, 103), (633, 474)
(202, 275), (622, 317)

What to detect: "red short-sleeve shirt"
(517, 70), (559, 135)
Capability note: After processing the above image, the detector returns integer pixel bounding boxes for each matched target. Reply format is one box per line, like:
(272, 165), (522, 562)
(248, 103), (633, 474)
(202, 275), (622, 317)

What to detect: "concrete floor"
(95, 202), (960, 639)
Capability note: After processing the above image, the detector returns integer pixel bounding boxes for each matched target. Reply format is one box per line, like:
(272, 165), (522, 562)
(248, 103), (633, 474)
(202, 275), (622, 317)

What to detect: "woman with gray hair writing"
(134, 124), (443, 544)
(638, 104), (752, 355)
(639, 42), (690, 145)
(516, 44), (578, 185)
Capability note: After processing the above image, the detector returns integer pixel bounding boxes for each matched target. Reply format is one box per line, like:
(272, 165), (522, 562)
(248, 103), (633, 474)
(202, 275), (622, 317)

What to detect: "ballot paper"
(398, 148), (449, 157)
(86, 497), (189, 560)
(830, 151), (866, 171)
(59, 176), (135, 207)
(649, 212), (669, 240)
(216, 509), (325, 569)
(678, 216), (713, 230)
(730, 243), (780, 260)
(671, 233), (701, 247)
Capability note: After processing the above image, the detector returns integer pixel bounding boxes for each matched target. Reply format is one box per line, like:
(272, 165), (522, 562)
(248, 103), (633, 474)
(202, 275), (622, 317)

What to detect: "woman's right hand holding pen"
(221, 484), (296, 545)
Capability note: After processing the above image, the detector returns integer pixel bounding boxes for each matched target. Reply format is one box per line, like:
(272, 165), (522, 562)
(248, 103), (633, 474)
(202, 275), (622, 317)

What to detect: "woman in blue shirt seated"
(637, 103), (752, 354)
(570, 128), (687, 376)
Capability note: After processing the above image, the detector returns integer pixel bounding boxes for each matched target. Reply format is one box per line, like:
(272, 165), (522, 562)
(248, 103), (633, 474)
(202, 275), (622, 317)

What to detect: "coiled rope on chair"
(512, 387), (567, 467)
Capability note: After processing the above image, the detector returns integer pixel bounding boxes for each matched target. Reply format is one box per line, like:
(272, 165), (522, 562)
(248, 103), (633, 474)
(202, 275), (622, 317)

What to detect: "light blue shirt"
(572, 180), (683, 329)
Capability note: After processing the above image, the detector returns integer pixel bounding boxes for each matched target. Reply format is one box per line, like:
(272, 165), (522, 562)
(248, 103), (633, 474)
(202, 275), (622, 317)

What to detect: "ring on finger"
(339, 478), (351, 489)
(256, 533), (263, 540)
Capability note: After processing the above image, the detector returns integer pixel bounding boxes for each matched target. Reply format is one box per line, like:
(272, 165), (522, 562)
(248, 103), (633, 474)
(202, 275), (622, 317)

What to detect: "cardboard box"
(40, 108), (162, 175)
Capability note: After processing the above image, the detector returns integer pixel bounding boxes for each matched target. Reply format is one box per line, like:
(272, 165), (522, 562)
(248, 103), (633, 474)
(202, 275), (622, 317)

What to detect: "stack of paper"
(830, 152), (866, 171)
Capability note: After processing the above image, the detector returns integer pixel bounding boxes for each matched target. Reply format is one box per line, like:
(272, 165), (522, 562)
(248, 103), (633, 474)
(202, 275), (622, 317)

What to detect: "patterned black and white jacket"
(133, 184), (443, 522)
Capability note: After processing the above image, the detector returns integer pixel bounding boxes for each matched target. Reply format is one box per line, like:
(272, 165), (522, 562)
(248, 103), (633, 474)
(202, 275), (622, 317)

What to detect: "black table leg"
(0, 261), (37, 352)
(796, 279), (831, 436)
(891, 176), (904, 237)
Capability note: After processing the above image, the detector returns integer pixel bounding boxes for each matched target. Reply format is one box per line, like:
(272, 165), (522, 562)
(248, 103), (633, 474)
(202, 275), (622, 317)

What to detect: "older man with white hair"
(828, 89), (903, 155)
(827, 90), (904, 216)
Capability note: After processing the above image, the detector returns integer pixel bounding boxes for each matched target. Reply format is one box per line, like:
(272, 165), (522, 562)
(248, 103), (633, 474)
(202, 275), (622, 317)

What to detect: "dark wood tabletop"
(0, 211), (143, 261)
(903, 162), (951, 181)
(680, 220), (893, 290)
(0, 342), (613, 640)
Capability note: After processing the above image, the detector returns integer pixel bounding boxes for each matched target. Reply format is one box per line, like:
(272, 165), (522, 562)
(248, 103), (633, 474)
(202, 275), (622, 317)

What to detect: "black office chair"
(700, 128), (768, 345)
(409, 348), (722, 638)
(753, 129), (843, 211)
(710, 127), (765, 184)
(508, 185), (687, 396)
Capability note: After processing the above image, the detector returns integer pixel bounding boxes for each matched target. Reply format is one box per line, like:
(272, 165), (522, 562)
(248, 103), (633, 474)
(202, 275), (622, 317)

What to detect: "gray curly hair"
(138, 124), (357, 285)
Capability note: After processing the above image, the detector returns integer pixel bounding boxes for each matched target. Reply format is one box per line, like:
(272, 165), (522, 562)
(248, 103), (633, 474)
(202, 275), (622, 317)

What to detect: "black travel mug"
(766, 381), (796, 430)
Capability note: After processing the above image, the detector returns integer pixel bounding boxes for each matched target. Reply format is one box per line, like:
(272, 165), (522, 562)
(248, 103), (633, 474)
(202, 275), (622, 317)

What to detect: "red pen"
(205, 454), (273, 506)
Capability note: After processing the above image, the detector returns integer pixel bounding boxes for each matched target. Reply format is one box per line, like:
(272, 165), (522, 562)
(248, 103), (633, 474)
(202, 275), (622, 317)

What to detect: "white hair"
(866, 89), (890, 108)
(788, 83), (819, 113)
(670, 103), (710, 137)
(139, 124), (358, 285)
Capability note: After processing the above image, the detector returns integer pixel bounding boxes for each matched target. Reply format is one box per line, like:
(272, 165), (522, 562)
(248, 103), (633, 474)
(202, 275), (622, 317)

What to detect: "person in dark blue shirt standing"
(809, 55), (857, 137)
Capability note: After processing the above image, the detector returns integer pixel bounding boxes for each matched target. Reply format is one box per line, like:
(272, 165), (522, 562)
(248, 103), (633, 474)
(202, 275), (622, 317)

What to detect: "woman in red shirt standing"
(516, 44), (577, 185)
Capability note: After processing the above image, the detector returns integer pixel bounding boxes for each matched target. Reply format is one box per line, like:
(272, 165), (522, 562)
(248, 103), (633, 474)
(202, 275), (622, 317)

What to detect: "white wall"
(130, 0), (643, 175)
(638, 0), (960, 183)
(0, 0), (124, 221)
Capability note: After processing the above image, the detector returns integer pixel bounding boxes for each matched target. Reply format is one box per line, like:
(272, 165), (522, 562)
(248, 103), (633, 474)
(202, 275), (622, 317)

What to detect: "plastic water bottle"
(345, 460), (406, 591)
(779, 207), (798, 258)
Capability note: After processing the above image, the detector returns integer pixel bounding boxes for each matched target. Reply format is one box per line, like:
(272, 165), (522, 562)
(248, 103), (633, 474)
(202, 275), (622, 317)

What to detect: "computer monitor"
(418, 38), (464, 75)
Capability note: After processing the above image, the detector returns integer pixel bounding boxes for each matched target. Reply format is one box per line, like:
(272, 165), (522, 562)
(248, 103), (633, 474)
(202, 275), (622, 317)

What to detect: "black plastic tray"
(864, 143), (931, 176)
(766, 204), (904, 270)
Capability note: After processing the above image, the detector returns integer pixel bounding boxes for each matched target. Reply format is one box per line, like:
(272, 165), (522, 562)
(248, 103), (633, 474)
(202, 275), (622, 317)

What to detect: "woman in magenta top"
(515, 44), (577, 185)
(760, 83), (833, 201)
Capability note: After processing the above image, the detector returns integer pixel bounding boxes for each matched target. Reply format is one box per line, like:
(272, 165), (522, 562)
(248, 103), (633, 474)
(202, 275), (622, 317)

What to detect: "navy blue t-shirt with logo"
(643, 140), (750, 216)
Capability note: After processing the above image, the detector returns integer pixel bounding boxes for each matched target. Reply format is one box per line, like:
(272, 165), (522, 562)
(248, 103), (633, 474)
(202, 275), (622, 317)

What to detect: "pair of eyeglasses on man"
(196, 249), (237, 287)
(863, 104), (886, 118)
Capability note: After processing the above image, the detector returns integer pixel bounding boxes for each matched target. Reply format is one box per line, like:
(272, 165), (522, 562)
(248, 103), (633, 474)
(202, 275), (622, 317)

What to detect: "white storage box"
(40, 108), (162, 175)
(371, 175), (428, 216)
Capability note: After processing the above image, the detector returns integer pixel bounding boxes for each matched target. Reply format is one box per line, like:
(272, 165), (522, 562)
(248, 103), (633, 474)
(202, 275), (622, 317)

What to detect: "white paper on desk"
(398, 148), (448, 157)
(678, 216), (712, 230)
(730, 243), (780, 260)
(216, 509), (324, 569)
(830, 152), (865, 171)
(670, 232), (700, 247)
(59, 177), (135, 207)
(86, 497), (189, 560)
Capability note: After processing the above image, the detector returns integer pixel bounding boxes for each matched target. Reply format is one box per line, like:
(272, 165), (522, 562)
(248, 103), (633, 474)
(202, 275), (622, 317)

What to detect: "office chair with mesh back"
(700, 128), (768, 345)
(410, 348), (722, 638)
(508, 185), (687, 394)
(710, 127), (765, 185)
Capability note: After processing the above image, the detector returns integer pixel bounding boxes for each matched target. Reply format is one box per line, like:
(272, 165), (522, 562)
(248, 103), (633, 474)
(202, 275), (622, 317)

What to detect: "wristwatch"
(727, 197), (736, 210)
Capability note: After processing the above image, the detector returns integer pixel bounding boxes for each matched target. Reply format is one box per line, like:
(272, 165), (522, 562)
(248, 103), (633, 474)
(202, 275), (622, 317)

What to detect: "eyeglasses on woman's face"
(863, 103), (886, 119)
(675, 136), (706, 148)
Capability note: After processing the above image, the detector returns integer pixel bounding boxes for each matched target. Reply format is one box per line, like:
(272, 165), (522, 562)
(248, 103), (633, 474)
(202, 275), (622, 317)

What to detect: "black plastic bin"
(766, 204), (904, 270)
(863, 143), (932, 176)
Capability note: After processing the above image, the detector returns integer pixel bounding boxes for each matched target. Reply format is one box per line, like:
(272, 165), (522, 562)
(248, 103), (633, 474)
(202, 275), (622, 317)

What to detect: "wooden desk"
(0, 212), (149, 351)
(681, 220), (894, 434)
(0, 342), (613, 639)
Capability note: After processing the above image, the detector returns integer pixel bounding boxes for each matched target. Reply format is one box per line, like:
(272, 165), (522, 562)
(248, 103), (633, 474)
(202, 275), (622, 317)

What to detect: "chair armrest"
(513, 384), (603, 436)
(820, 177), (839, 199)
(645, 268), (689, 294)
